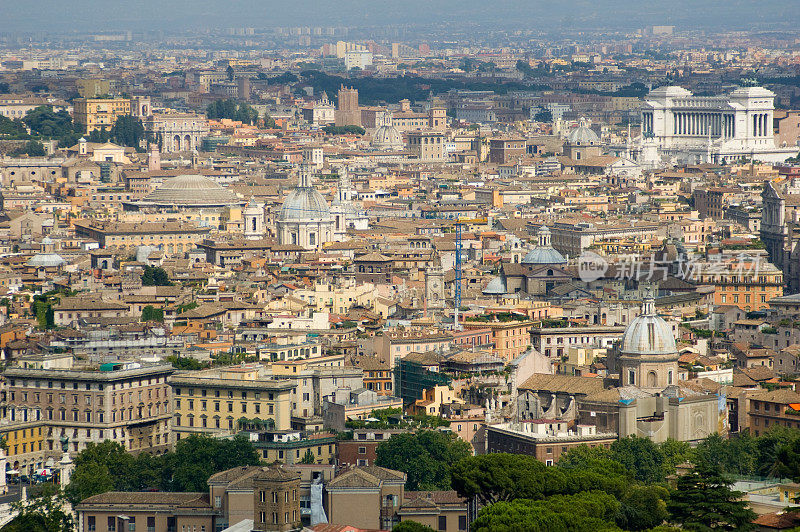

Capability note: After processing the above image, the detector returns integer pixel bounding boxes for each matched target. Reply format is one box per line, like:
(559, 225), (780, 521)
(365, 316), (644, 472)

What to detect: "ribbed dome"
(372, 125), (403, 150)
(483, 275), (508, 295)
(27, 253), (65, 267)
(620, 300), (677, 356)
(139, 174), (240, 207)
(522, 247), (566, 265)
(566, 124), (599, 145)
(279, 188), (331, 222)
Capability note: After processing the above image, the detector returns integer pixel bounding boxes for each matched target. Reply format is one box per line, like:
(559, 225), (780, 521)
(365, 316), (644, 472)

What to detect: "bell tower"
(244, 198), (265, 240)
(425, 250), (445, 312)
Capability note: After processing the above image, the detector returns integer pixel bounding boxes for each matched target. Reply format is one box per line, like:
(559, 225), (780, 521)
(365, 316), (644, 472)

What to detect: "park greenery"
(454, 438), (752, 532)
(322, 124), (366, 135)
(64, 436), (259, 505)
(344, 407), (451, 430)
(298, 70), (549, 105)
(206, 99), (259, 125)
(23, 105), (84, 147)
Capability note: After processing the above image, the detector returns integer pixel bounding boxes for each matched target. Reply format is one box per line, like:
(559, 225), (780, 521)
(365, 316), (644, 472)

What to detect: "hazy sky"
(2, 0), (798, 34)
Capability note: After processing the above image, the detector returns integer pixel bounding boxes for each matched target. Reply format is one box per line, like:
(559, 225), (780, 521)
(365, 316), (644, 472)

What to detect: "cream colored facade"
(73, 97), (131, 133)
(293, 281), (375, 314)
(168, 367), (294, 440)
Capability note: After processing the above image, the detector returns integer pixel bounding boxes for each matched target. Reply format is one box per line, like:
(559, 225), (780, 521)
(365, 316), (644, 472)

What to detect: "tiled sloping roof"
(519, 373), (605, 395)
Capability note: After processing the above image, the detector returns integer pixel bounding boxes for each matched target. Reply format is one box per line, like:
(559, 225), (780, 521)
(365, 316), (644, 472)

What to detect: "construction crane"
(454, 220), (462, 330)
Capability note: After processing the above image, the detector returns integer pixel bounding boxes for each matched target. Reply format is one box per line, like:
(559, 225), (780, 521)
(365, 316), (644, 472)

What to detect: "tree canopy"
(22, 105), (83, 147)
(206, 99), (258, 125)
(141, 266), (173, 286)
(471, 491), (623, 532)
(65, 436), (260, 505)
(667, 463), (756, 531)
(375, 430), (471, 491)
(111, 115), (146, 149)
(141, 305), (164, 322)
(3, 485), (73, 532)
(10, 140), (46, 157)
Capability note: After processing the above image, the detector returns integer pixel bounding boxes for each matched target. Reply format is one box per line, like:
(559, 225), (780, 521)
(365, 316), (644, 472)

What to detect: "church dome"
(139, 174), (240, 207)
(521, 247), (567, 264)
(566, 123), (599, 145)
(372, 125), (403, 150)
(620, 299), (677, 356)
(279, 187), (331, 222)
(27, 253), (65, 268)
(483, 275), (508, 295)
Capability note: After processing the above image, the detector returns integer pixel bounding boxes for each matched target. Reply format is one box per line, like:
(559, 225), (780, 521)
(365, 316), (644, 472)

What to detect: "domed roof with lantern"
(566, 119), (599, 146)
(620, 297), (677, 357)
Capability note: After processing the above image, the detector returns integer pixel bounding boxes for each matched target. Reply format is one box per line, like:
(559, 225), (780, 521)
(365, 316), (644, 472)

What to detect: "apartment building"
(462, 320), (535, 362)
(748, 388), (800, 437)
(73, 219), (212, 256)
(3, 362), (174, 461)
(168, 366), (294, 440)
(73, 97), (131, 133)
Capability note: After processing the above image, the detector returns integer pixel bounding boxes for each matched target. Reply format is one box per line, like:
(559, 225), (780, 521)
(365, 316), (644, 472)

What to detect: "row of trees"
(376, 432), (758, 531)
(0, 106), (147, 151)
(64, 436), (259, 505)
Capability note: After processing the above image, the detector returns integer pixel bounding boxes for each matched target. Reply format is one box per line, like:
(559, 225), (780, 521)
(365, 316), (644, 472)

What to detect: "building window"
(458, 515), (467, 530)
(438, 516), (447, 531)
(108, 517), (116, 531)
(87, 516), (96, 531)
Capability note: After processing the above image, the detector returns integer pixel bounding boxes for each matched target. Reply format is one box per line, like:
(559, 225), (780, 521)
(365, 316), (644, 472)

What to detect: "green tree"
(63, 461), (114, 505)
(4, 485), (74, 532)
(471, 491), (622, 532)
(141, 305), (164, 322)
(22, 105), (82, 146)
(226, 65), (235, 81)
(375, 430), (471, 491)
(609, 436), (667, 484)
(87, 127), (110, 143)
(111, 115), (146, 149)
(10, 140), (46, 156)
(451, 453), (551, 504)
(141, 266), (172, 286)
(615, 484), (670, 531)
(161, 435), (260, 492)
(392, 521), (437, 532)
(300, 448), (316, 464)
(206, 99), (258, 125)
(322, 124), (366, 135)
(166, 355), (208, 370)
(0, 115), (29, 138)
(667, 464), (756, 531)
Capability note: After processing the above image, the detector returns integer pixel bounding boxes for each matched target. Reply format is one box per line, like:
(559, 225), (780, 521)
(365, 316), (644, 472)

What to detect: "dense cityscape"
(1, 2), (800, 531)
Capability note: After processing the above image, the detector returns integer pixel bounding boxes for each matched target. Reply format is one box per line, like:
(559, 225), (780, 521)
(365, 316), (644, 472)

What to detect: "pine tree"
(667, 464), (756, 531)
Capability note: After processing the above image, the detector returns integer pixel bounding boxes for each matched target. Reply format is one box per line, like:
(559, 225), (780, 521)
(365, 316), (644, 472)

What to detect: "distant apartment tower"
(335, 86), (361, 127)
(73, 97), (132, 133)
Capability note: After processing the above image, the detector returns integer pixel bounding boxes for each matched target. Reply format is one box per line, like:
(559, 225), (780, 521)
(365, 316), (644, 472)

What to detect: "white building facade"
(639, 86), (799, 166)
